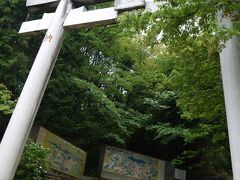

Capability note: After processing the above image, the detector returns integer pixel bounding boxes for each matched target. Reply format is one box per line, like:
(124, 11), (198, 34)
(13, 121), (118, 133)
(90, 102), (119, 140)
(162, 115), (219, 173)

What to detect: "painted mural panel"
(102, 147), (160, 180)
(36, 127), (87, 179)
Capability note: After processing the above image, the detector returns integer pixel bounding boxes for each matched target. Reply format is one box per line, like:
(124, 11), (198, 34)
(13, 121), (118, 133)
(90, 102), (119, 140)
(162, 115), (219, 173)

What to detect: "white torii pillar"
(218, 13), (240, 180)
(0, 0), (72, 179)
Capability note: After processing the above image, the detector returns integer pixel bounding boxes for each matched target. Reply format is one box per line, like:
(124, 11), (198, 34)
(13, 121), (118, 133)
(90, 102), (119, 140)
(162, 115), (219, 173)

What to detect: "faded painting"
(36, 127), (87, 179)
(102, 147), (160, 180)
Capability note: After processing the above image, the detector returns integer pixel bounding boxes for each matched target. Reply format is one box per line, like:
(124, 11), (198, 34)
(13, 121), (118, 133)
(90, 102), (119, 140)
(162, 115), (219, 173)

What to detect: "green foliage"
(127, 0), (239, 177)
(0, 84), (15, 115)
(15, 140), (51, 180)
(0, 0), (30, 95)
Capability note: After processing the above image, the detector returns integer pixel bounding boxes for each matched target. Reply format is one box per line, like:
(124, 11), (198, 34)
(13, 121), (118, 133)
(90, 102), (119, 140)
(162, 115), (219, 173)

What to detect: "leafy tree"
(125, 0), (240, 178)
(0, 0), (30, 93)
(0, 83), (15, 138)
(0, 83), (15, 115)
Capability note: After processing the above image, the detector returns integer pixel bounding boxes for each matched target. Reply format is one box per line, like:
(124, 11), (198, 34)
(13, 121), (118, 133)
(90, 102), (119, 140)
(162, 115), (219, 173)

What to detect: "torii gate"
(1, 0), (239, 179)
(0, 0), (158, 180)
(0, 0), (157, 179)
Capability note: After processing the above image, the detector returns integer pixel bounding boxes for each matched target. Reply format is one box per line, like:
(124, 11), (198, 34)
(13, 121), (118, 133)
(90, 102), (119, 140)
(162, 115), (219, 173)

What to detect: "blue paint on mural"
(103, 147), (159, 180)
(36, 127), (87, 178)
(48, 140), (82, 174)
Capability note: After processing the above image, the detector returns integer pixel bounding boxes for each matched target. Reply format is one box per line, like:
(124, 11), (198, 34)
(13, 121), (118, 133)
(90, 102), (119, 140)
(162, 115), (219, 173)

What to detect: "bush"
(15, 140), (51, 180)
